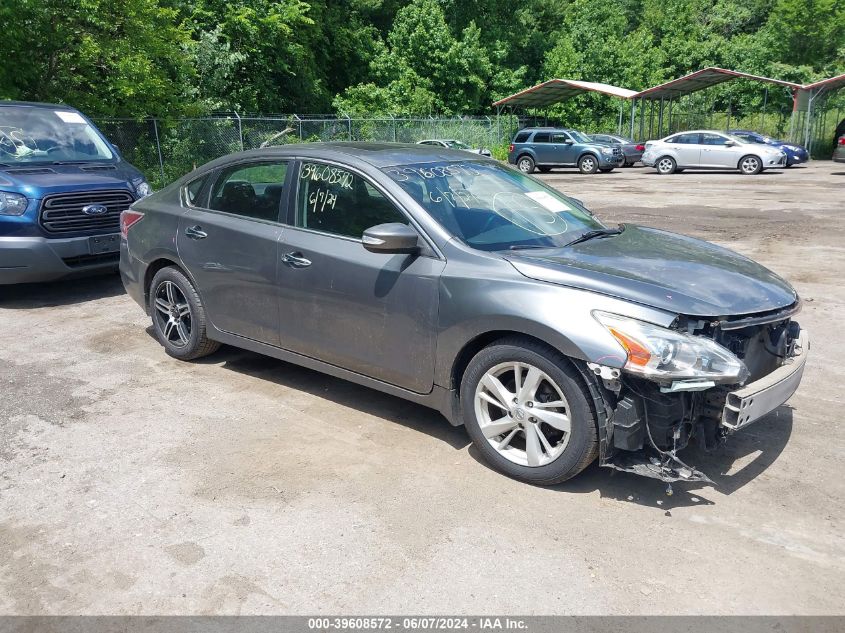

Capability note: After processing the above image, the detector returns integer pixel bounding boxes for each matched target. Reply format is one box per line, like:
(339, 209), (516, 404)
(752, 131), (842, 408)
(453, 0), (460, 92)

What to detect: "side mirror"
(724, 140), (737, 146)
(564, 138), (574, 145)
(362, 223), (419, 254)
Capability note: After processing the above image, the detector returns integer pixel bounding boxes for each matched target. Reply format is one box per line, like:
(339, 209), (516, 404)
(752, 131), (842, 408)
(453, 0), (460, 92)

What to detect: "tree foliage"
(0, 0), (843, 118)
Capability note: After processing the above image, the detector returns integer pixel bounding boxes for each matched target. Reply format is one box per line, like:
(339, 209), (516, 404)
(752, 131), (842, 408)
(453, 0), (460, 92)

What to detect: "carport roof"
(801, 72), (845, 93)
(492, 79), (638, 108)
(635, 67), (802, 99)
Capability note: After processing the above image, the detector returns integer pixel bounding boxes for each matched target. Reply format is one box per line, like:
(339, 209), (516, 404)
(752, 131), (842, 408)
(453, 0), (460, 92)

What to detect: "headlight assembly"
(600, 147), (614, 155)
(132, 178), (152, 198)
(594, 311), (748, 383)
(0, 191), (28, 216)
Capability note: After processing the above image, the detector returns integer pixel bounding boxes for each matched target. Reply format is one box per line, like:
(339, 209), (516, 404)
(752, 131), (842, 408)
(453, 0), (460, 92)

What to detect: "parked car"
(508, 127), (623, 174)
(589, 133), (645, 166)
(834, 134), (845, 163)
(417, 139), (492, 157)
(728, 129), (809, 167)
(121, 143), (807, 486)
(642, 130), (787, 175)
(0, 101), (150, 284)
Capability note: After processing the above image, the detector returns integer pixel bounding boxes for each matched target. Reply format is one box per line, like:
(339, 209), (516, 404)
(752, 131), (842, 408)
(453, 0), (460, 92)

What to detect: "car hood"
(505, 225), (798, 317)
(0, 162), (141, 195)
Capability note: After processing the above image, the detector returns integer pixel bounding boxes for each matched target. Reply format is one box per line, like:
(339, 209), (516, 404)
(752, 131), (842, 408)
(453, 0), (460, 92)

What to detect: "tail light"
(635, 144), (645, 151)
(509, 144), (514, 153)
(839, 136), (845, 145)
(120, 209), (144, 238)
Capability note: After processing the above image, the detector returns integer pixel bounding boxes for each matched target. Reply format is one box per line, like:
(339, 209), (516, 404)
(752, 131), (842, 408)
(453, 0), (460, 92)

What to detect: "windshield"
(445, 140), (470, 149)
(569, 130), (591, 143)
(382, 161), (604, 251)
(0, 106), (114, 164)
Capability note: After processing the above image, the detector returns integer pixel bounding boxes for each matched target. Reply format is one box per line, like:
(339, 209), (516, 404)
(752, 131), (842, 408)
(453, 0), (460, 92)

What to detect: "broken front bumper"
(722, 329), (809, 431)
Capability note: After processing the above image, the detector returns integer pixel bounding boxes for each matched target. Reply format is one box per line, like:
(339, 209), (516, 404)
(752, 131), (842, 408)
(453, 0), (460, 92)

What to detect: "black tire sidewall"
(460, 341), (598, 485)
(149, 267), (209, 360)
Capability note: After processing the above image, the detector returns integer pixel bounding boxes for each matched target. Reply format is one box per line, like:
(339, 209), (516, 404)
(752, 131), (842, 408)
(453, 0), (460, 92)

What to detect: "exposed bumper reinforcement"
(722, 329), (809, 431)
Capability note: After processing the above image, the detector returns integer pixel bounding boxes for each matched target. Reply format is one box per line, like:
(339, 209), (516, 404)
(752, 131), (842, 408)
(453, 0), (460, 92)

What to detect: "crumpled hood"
(506, 225), (798, 317)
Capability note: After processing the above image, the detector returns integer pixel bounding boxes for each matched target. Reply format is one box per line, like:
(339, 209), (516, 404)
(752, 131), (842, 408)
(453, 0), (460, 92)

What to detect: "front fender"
(433, 266), (677, 388)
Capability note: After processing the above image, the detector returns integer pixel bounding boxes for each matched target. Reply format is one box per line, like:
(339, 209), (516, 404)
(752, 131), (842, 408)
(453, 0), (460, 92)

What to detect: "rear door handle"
(185, 225), (208, 240)
(282, 252), (312, 268)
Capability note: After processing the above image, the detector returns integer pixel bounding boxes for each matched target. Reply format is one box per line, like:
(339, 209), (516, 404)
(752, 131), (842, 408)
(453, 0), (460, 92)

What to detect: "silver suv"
(642, 130), (787, 175)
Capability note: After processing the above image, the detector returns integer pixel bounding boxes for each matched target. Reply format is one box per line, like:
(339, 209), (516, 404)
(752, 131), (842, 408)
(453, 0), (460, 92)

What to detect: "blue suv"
(1, 101), (150, 284)
(728, 130), (809, 167)
(507, 127), (623, 174)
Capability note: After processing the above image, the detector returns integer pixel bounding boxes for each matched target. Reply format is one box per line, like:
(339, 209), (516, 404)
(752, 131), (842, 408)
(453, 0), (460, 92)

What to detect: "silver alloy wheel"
(657, 157), (674, 174)
(518, 157), (532, 173)
(153, 280), (192, 348)
(473, 361), (572, 467)
(580, 156), (596, 173)
(741, 156), (760, 174)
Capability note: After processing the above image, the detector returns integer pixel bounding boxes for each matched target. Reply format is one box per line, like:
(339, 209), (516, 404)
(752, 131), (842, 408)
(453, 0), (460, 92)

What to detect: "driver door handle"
(282, 252), (312, 268)
(185, 225), (208, 240)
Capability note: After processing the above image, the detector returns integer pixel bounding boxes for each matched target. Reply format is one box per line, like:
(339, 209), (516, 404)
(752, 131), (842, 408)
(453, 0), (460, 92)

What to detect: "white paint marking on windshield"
(525, 191), (571, 213)
(54, 111), (86, 124)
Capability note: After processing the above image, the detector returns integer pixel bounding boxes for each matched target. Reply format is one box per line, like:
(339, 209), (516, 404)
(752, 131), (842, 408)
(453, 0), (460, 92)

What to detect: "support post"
(667, 98), (673, 134)
(233, 111), (244, 151)
(658, 97), (664, 138)
(617, 102), (624, 135)
(630, 99), (636, 139)
(152, 118), (165, 185)
(760, 87), (768, 132)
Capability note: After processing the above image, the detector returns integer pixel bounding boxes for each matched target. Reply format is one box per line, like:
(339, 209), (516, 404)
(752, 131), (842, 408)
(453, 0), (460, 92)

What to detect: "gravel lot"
(1, 161), (843, 615)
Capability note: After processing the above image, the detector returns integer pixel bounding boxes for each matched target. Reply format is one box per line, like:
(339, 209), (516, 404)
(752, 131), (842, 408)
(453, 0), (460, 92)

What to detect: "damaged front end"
(584, 303), (808, 484)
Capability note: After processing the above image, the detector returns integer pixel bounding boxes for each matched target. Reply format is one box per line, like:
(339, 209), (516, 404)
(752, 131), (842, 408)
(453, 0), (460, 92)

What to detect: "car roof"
(196, 142), (494, 171)
(0, 100), (80, 112)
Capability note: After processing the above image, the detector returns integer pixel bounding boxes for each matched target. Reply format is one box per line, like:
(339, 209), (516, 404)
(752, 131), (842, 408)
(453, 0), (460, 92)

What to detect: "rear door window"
(208, 161), (289, 222)
(532, 133), (551, 143)
(183, 174), (209, 207)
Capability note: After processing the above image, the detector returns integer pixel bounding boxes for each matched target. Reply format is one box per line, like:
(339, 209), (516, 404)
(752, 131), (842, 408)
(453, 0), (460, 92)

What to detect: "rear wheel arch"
(143, 258), (196, 311)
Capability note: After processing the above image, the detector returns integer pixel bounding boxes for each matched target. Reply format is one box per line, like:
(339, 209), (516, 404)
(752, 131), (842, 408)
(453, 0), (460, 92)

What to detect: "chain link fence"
(94, 114), (542, 188)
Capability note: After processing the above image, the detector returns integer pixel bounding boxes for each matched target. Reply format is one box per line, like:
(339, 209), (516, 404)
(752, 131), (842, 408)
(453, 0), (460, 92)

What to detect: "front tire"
(517, 155), (535, 174)
(578, 154), (599, 174)
(460, 338), (598, 485)
(149, 267), (220, 361)
(739, 155), (763, 175)
(656, 156), (676, 174)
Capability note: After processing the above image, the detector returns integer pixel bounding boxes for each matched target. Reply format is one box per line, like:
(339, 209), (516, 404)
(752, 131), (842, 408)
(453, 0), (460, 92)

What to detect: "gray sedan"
(590, 133), (645, 166)
(120, 143), (807, 486)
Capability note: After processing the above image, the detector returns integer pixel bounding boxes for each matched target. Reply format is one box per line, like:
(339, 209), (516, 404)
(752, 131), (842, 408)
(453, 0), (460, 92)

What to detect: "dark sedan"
(120, 143), (807, 486)
(589, 133), (645, 166)
(728, 130), (809, 167)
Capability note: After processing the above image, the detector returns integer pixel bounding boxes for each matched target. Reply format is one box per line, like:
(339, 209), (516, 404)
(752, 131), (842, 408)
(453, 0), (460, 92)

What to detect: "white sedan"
(416, 139), (492, 156)
(642, 130), (786, 175)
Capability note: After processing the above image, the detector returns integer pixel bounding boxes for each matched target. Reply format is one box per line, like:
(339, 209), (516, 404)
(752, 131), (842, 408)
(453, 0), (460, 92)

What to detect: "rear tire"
(149, 267), (220, 361)
(460, 337), (598, 485)
(578, 154), (599, 174)
(517, 155), (535, 174)
(656, 156), (676, 174)
(739, 154), (763, 175)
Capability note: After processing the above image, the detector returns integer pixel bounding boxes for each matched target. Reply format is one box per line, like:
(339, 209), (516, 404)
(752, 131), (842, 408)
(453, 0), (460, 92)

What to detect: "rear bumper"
(722, 330), (809, 430)
(0, 235), (119, 285)
(119, 242), (148, 311)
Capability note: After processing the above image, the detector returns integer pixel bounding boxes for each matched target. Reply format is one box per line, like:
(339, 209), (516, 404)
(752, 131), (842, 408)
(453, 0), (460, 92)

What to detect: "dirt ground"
(1, 161), (843, 615)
